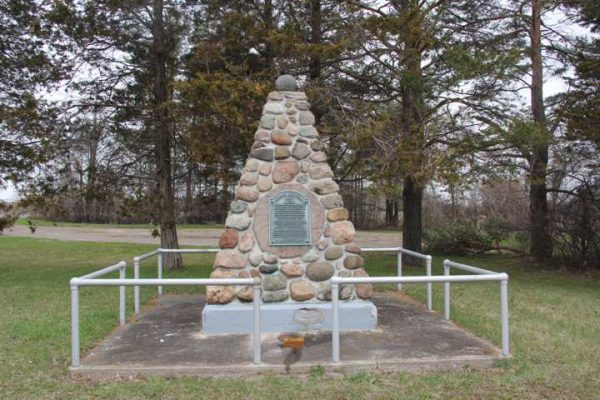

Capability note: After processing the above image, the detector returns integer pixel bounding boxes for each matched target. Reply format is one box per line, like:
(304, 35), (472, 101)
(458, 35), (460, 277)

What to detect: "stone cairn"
(207, 75), (373, 304)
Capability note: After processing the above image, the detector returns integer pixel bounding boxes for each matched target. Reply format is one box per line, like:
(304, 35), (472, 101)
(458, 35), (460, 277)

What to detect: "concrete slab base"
(72, 292), (502, 378)
(202, 301), (377, 334)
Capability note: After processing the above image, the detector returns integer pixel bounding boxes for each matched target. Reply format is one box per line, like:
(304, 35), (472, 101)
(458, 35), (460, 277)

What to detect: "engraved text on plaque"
(269, 191), (311, 246)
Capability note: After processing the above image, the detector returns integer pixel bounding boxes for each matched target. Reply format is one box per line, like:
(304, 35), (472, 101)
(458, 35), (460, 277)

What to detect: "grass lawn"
(0, 236), (598, 399)
(15, 218), (223, 230)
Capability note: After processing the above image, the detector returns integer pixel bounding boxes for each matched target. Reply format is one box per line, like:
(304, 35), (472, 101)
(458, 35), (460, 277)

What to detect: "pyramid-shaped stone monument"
(202, 75), (376, 333)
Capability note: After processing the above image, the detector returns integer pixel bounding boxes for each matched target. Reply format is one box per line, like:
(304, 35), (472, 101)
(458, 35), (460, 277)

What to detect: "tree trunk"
(403, 176), (423, 253)
(400, 9), (425, 254)
(309, 0), (321, 82)
(152, 0), (182, 270)
(529, 0), (552, 261)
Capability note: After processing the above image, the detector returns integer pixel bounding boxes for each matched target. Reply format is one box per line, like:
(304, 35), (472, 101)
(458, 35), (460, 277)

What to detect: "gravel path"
(4, 225), (402, 248)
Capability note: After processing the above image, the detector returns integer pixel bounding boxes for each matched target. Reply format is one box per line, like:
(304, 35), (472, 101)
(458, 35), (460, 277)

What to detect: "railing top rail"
(360, 246), (431, 260)
(331, 273), (508, 285)
(77, 261), (126, 280)
(158, 248), (220, 254)
(444, 259), (498, 275)
(70, 277), (259, 287)
(133, 250), (159, 262)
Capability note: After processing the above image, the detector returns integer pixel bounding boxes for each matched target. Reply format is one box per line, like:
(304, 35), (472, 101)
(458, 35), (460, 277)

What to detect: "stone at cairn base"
(202, 301), (377, 334)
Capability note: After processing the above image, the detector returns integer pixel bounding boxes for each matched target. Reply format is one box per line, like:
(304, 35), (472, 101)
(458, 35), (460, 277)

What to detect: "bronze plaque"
(269, 190), (311, 246)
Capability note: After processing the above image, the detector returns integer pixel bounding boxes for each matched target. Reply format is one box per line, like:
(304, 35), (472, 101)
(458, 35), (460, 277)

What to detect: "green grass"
(16, 218), (223, 230)
(0, 236), (599, 399)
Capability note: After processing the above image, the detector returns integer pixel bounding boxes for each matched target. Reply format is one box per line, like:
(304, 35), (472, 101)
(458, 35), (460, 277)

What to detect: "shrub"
(424, 222), (493, 255)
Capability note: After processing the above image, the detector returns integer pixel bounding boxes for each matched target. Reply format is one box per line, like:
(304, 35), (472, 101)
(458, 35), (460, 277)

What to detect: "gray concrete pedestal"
(202, 301), (377, 334)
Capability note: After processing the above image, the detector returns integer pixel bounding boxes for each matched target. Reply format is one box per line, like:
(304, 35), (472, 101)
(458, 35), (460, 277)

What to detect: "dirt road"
(4, 225), (402, 248)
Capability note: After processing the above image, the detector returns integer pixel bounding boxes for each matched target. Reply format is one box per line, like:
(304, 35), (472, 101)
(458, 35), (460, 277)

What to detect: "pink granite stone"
(214, 250), (247, 269)
(272, 160), (300, 183)
(239, 231), (254, 253)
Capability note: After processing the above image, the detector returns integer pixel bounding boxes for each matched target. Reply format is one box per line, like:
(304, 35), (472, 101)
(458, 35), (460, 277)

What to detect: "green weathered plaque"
(269, 191), (311, 246)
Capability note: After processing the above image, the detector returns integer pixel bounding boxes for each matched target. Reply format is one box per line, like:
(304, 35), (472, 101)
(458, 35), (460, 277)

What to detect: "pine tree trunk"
(529, 0), (552, 261)
(403, 175), (423, 253)
(152, 0), (182, 270)
(400, 10), (425, 254)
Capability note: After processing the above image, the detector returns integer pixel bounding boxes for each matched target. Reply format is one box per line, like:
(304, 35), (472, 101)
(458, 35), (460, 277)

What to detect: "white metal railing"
(362, 247), (433, 310)
(70, 247), (503, 369)
(133, 247), (432, 314)
(330, 260), (510, 362)
(69, 263), (261, 368)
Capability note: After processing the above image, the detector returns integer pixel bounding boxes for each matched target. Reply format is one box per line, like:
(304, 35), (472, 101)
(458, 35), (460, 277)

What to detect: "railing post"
(134, 258), (140, 314)
(119, 263), (126, 326)
(500, 277), (510, 357)
(425, 255), (433, 311)
(253, 283), (261, 364)
(443, 260), (450, 320)
(157, 251), (163, 296)
(396, 250), (403, 292)
(332, 282), (340, 362)
(70, 284), (80, 367)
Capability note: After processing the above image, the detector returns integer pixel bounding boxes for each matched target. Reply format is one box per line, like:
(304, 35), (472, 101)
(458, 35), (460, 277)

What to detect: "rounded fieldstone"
(237, 286), (253, 302)
(219, 229), (239, 249)
(214, 250), (247, 269)
(281, 263), (303, 278)
(309, 165), (333, 180)
(249, 249), (263, 266)
(299, 111), (316, 125)
(210, 269), (237, 279)
(251, 141), (265, 151)
(239, 231), (254, 253)
(290, 280), (316, 301)
(263, 252), (278, 264)
(245, 158), (259, 171)
(310, 152), (328, 163)
(345, 243), (362, 254)
(320, 194), (344, 209)
(292, 143), (311, 160)
(310, 179), (339, 195)
(275, 74), (299, 91)
(317, 281), (331, 301)
(327, 208), (349, 222)
(295, 101), (311, 110)
(207, 286), (236, 304)
(299, 126), (318, 138)
(332, 221), (356, 245)
(310, 140), (323, 151)
(274, 146), (290, 159)
(259, 114), (276, 129)
(264, 102), (284, 114)
(272, 160), (300, 183)
(251, 148), (274, 161)
(288, 125), (299, 136)
(343, 255), (364, 269)
(296, 174), (308, 184)
(277, 115), (288, 129)
(254, 129), (271, 143)
(240, 172), (258, 186)
(230, 200), (248, 214)
(259, 264), (279, 274)
(289, 115), (297, 122)
(258, 164), (271, 175)
(263, 274), (287, 291)
(257, 176), (272, 192)
(225, 214), (251, 230)
(302, 251), (319, 263)
(354, 269), (373, 299)
(306, 261), (335, 282)
(235, 186), (259, 202)
(271, 130), (293, 145)
(324, 246), (344, 260)
(262, 289), (289, 303)
(269, 91), (285, 100)
(317, 239), (329, 250)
